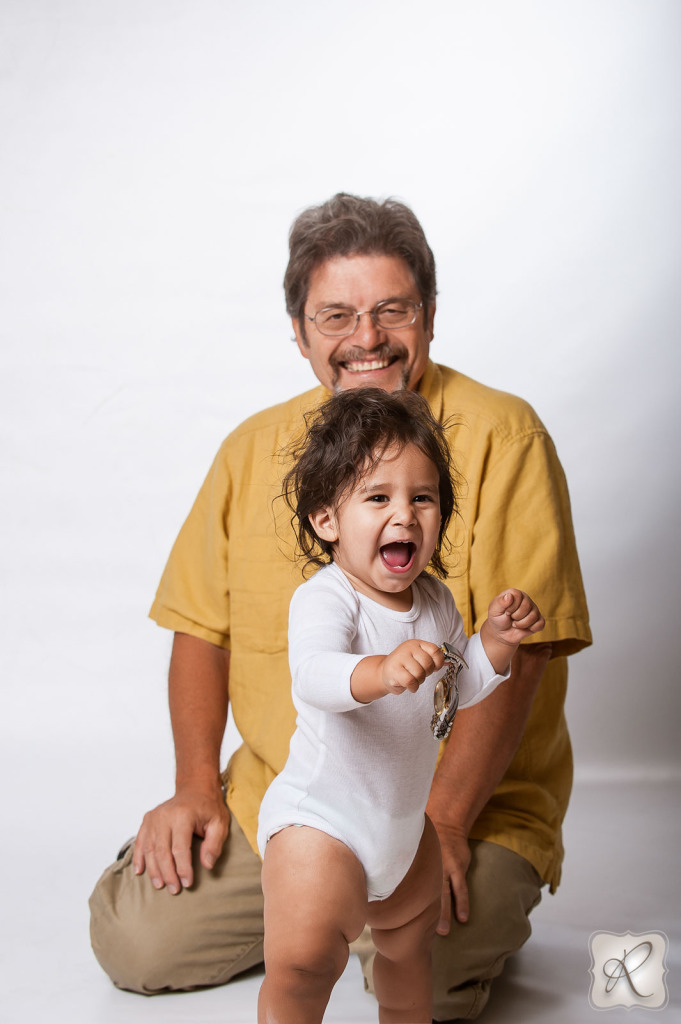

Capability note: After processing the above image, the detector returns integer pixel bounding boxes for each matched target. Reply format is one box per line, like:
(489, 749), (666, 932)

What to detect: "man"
(89, 193), (591, 1020)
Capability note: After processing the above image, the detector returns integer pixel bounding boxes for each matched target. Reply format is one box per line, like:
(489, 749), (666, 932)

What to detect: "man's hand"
(132, 783), (230, 894)
(381, 639), (445, 695)
(135, 632), (231, 894)
(431, 820), (472, 933)
(426, 644), (553, 933)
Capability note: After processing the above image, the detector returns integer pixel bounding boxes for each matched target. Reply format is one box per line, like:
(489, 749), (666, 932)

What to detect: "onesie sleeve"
(456, 633), (510, 707)
(288, 571), (367, 713)
(438, 584), (510, 708)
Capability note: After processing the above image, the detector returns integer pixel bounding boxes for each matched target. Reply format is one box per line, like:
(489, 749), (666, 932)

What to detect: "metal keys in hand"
(431, 641), (469, 740)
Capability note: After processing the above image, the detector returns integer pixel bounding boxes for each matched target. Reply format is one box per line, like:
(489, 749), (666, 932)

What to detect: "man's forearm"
(131, 633), (232, 889)
(427, 643), (552, 832)
(169, 632), (231, 789)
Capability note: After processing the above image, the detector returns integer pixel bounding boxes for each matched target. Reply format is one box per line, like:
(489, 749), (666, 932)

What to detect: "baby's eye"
(413, 494), (435, 502)
(368, 494), (388, 503)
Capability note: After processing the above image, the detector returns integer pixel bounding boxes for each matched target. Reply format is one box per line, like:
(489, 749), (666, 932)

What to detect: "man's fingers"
(435, 876), (452, 936)
(436, 868), (470, 934)
(141, 847), (171, 892)
(132, 839), (145, 876)
(152, 841), (185, 894)
(200, 813), (230, 870)
(170, 820), (196, 889)
(133, 818), (190, 894)
(133, 819), (172, 890)
(450, 867), (470, 924)
(128, 790), (230, 892)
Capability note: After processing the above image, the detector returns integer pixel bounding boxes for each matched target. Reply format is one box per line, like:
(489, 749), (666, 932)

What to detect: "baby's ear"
(308, 508), (338, 543)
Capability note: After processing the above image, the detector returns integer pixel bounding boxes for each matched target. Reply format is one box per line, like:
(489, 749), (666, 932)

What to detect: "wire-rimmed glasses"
(304, 299), (423, 338)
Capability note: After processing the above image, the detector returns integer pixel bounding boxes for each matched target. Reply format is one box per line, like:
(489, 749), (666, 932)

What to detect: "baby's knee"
(267, 933), (350, 995)
(373, 896), (440, 964)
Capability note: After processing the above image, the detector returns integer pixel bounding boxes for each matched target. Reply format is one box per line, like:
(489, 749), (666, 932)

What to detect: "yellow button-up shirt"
(150, 361), (591, 891)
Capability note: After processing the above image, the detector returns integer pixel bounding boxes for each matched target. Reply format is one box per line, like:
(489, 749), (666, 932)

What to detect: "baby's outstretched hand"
(487, 589), (545, 647)
(381, 639), (445, 696)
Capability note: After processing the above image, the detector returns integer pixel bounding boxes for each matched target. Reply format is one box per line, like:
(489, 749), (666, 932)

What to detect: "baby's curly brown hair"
(282, 387), (458, 579)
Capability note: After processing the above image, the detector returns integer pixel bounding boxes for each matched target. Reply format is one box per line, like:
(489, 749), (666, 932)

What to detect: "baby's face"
(316, 443), (441, 611)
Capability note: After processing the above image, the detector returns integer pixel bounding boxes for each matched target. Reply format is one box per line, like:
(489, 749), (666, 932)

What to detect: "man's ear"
(292, 318), (309, 358)
(308, 507), (338, 543)
(425, 300), (436, 344)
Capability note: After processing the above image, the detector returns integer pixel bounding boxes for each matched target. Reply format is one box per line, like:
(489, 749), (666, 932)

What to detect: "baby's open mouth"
(380, 541), (416, 571)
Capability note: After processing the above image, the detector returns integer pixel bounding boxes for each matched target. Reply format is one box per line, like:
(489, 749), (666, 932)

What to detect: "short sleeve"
(469, 429), (591, 657)
(149, 439), (233, 648)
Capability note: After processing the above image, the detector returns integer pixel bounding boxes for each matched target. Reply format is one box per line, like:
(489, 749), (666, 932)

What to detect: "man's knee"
(436, 840), (543, 958)
(89, 848), (200, 993)
(431, 840), (544, 1020)
(89, 823), (265, 994)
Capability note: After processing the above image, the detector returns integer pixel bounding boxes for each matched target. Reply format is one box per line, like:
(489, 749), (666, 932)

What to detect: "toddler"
(257, 387), (545, 1023)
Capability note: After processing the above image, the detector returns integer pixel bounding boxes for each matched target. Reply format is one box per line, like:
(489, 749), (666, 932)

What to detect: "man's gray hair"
(284, 193), (437, 328)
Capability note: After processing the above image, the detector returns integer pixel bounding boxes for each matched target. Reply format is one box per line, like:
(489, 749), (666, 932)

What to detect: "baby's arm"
(350, 640), (445, 704)
(479, 589), (545, 674)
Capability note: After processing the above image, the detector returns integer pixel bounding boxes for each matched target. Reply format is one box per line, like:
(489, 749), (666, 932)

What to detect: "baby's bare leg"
(258, 826), (367, 1024)
(367, 816), (441, 1024)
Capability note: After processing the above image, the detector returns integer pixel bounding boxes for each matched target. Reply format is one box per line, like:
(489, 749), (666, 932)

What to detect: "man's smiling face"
(292, 252), (434, 393)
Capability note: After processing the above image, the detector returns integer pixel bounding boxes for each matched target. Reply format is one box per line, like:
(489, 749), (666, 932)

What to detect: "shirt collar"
(416, 359), (444, 422)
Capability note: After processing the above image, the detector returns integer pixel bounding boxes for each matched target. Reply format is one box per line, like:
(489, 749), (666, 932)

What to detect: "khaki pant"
(89, 818), (542, 1020)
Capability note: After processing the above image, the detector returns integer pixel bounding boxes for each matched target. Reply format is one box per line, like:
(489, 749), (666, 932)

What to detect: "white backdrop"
(2, 0), (680, 860)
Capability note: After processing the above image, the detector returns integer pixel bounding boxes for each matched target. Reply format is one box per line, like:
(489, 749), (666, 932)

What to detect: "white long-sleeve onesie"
(257, 562), (508, 900)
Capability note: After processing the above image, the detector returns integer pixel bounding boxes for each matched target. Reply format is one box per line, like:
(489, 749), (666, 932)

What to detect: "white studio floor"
(2, 773), (679, 1023)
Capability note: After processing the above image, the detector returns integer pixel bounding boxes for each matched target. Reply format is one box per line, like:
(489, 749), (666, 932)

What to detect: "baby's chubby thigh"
(366, 815), (442, 961)
(261, 825), (368, 974)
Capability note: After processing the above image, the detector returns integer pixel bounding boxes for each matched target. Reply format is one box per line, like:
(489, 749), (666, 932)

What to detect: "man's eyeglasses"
(304, 299), (423, 338)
